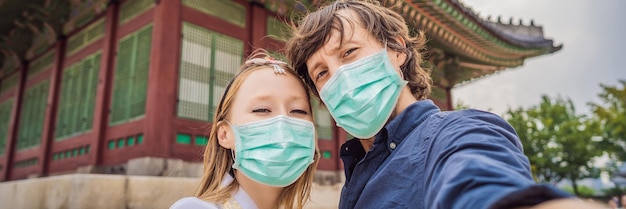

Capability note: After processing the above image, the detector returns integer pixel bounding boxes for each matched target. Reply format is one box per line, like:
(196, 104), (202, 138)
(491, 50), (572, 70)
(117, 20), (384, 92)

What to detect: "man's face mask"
(319, 48), (407, 139)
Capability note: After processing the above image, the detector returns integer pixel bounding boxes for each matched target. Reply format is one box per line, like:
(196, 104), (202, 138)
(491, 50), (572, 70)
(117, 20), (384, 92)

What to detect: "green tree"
(590, 80), (626, 162)
(561, 185), (597, 197)
(505, 95), (603, 196)
(454, 99), (471, 110)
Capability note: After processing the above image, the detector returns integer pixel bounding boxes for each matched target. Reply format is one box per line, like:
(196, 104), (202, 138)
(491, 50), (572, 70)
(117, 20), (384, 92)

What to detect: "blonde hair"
(286, 0), (432, 100)
(194, 49), (320, 209)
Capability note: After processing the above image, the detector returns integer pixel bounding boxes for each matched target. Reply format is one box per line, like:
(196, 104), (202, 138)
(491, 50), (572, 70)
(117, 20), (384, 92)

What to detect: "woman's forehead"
(238, 68), (305, 94)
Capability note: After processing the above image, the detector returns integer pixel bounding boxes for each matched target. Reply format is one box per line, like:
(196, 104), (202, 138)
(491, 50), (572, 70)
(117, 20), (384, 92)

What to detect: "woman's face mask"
(228, 115), (315, 187)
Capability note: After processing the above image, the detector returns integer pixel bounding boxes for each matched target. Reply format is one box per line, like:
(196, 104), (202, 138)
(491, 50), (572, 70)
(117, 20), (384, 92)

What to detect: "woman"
(171, 51), (320, 209)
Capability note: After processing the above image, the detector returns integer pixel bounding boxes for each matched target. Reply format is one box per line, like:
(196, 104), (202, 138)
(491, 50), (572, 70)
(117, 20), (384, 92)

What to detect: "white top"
(170, 175), (258, 209)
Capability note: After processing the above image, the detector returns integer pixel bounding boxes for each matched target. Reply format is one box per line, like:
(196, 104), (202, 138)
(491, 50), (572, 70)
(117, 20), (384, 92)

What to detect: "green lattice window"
(52, 145), (91, 161)
(110, 25), (152, 125)
(127, 136), (135, 146)
(267, 16), (290, 41)
(17, 80), (49, 150)
(117, 138), (125, 148)
(312, 98), (333, 140)
(107, 134), (141, 149)
(322, 150), (332, 159)
(14, 158), (38, 168)
(176, 133), (191, 145)
(0, 73), (19, 95)
(56, 52), (101, 139)
(119, 0), (154, 25)
(195, 136), (208, 146)
(66, 19), (105, 57)
(0, 99), (14, 156)
(28, 51), (55, 78)
(177, 22), (243, 121)
(183, 0), (245, 28)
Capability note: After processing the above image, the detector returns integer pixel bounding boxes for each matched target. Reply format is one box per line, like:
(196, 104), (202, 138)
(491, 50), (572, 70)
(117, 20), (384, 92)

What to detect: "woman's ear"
(217, 121), (234, 149)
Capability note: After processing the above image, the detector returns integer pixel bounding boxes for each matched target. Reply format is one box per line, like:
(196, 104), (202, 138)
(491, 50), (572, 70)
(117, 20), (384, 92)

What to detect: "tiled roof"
(449, 0), (561, 52)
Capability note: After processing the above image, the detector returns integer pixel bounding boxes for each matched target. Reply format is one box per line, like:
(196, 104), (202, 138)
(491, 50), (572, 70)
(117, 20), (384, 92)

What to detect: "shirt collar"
(223, 174), (259, 209)
(381, 99), (440, 148)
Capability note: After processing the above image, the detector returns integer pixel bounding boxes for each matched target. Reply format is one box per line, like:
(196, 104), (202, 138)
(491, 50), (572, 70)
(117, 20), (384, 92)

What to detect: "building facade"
(0, 0), (561, 182)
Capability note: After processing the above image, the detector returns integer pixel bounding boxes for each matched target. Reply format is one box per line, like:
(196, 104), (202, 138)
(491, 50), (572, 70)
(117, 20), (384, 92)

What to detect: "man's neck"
(360, 138), (374, 152)
(392, 86), (418, 119)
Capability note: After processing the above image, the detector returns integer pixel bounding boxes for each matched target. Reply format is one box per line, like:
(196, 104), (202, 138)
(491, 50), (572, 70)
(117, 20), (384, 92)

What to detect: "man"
(286, 1), (603, 208)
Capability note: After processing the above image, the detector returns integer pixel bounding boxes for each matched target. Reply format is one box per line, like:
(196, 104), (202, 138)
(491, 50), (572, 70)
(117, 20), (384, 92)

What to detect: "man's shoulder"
(170, 197), (219, 209)
(433, 108), (510, 128)
(437, 108), (500, 119)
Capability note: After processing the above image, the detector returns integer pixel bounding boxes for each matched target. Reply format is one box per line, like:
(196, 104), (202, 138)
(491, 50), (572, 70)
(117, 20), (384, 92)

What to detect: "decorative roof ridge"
(449, 0), (562, 52)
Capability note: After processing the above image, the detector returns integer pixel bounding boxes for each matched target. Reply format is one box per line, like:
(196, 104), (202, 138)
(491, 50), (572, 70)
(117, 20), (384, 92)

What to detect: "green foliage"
(560, 185), (597, 197)
(505, 95), (603, 196)
(590, 80), (626, 162)
(454, 99), (471, 110)
(602, 185), (626, 197)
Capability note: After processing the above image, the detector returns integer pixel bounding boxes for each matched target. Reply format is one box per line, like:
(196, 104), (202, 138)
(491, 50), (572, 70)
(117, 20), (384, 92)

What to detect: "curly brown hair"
(286, 0), (431, 100)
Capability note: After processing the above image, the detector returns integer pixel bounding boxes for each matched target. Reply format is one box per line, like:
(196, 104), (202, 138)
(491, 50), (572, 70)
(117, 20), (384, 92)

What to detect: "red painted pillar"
(248, 2), (266, 54)
(144, 0), (181, 157)
(38, 39), (66, 176)
(91, 1), (119, 165)
(1, 64), (27, 181)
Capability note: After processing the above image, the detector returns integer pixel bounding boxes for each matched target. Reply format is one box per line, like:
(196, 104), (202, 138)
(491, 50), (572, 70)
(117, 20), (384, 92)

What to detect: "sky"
(452, 0), (626, 116)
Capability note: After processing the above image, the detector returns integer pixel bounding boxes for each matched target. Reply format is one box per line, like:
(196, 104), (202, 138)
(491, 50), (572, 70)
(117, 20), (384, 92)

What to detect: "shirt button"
(389, 142), (397, 150)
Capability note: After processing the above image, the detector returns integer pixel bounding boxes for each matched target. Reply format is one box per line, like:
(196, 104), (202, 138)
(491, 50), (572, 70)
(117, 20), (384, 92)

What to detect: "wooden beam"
(143, 0), (182, 158)
(1, 63), (26, 181)
(37, 36), (65, 177)
(91, 0), (120, 166)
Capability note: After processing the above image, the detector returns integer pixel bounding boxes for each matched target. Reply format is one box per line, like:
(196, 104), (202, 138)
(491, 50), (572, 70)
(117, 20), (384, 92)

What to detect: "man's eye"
(343, 48), (357, 58)
(315, 70), (328, 81)
(252, 108), (270, 113)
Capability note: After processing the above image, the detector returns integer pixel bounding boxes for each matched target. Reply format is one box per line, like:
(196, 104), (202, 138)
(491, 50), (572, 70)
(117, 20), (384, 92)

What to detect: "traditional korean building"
(0, 0), (561, 182)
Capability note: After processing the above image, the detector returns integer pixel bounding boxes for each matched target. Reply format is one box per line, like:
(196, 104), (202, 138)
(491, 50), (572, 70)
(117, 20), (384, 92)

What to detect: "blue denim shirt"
(339, 100), (571, 209)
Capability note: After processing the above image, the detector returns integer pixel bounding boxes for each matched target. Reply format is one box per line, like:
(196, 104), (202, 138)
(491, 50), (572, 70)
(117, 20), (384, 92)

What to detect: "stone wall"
(0, 156), (343, 208)
(0, 174), (198, 209)
(0, 174), (341, 209)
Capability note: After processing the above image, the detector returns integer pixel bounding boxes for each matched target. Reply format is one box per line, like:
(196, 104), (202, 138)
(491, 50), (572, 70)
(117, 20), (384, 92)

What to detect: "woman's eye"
(252, 108), (271, 113)
(291, 109), (309, 115)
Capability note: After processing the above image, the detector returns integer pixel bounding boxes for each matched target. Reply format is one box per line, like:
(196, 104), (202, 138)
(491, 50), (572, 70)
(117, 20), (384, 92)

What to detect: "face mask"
(319, 49), (407, 139)
(229, 115), (315, 187)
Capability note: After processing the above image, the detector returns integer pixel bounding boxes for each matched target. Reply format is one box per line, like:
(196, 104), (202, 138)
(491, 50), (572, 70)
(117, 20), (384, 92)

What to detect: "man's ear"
(391, 36), (407, 67)
(217, 121), (234, 149)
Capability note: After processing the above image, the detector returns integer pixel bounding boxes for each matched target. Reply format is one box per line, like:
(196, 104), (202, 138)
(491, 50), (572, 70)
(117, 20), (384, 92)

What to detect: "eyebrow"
(309, 60), (322, 77)
(309, 39), (360, 75)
